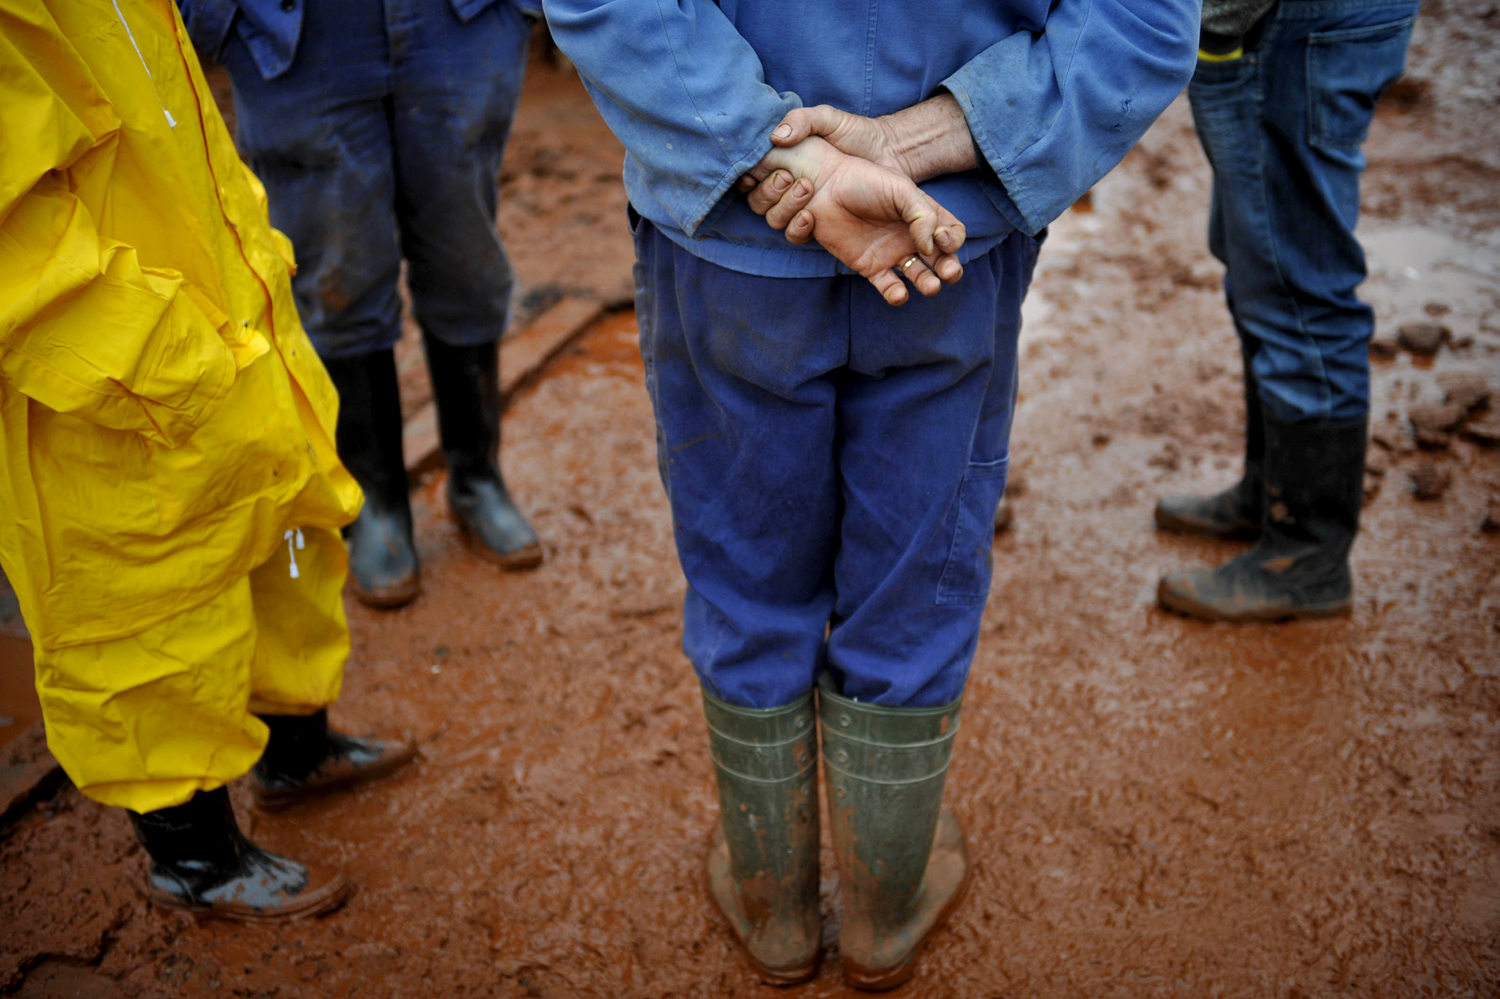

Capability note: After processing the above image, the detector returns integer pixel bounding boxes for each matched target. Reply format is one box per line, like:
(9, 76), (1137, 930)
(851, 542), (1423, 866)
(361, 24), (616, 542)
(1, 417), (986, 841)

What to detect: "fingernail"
(774, 124), (792, 139)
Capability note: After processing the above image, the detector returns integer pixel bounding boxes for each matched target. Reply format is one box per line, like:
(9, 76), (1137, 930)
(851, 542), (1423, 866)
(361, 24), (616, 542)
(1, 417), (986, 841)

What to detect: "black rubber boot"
(129, 787), (351, 921)
(250, 709), (418, 812)
(322, 350), (420, 608)
(1155, 346), (1264, 538)
(702, 687), (821, 985)
(819, 674), (968, 991)
(423, 333), (542, 570)
(1158, 414), (1367, 621)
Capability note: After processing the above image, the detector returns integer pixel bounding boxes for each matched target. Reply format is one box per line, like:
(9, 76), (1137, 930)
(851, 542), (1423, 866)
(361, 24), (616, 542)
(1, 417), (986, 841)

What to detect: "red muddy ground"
(3, 7), (1499, 997)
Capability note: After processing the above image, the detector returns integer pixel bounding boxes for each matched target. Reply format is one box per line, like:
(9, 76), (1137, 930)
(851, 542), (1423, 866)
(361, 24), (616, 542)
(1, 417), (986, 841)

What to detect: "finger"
(932, 208), (967, 256)
(890, 182), (941, 257)
(868, 268), (908, 307)
(771, 104), (844, 147)
(739, 161), (778, 191)
(931, 251), (964, 284)
(746, 170), (795, 216)
(902, 257), (943, 298)
(784, 208), (816, 245)
(764, 178), (814, 231)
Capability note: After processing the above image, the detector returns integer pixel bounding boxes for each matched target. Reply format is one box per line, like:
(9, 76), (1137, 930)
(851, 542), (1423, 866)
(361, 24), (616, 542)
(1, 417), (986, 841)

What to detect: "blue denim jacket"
(545, 0), (1199, 277)
(180, 0), (537, 79)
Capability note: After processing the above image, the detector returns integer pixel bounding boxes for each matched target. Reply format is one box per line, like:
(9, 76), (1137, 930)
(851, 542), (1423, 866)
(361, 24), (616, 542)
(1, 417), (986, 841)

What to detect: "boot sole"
(456, 521), (544, 571)
(251, 742), (420, 813)
(349, 576), (421, 609)
(148, 873), (354, 923)
(1157, 579), (1353, 622)
(842, 811), (972, 992)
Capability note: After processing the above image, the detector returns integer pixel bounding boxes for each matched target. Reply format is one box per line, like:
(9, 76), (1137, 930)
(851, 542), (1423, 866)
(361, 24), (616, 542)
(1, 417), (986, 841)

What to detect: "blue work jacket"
(545, 0), (1199, 277)
(180, 0), (539, 79)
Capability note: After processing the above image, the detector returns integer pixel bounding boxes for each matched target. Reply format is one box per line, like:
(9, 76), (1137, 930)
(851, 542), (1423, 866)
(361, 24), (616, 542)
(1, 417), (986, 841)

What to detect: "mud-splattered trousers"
(1190, 0), (1417, 423)
(197, 0), (533, 360)
(634, 219), (1041, 710)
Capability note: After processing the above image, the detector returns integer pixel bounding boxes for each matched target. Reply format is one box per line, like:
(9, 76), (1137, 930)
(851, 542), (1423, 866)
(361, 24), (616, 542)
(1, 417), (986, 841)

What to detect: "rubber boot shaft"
(818, 674), (967, 989)
(321, 350), (419, 607)
(702, 686), (821, 984)
(251, 709), (418, 811)
(1158, 414), (1367, 621)
(129, 787), (351, 920)
(1155, 344), (1264, 537)
(423, 333), (541, 568)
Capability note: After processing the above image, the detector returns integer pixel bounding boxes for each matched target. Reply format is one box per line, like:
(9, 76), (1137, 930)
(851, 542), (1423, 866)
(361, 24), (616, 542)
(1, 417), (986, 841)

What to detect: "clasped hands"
(735, 98), (975, 306)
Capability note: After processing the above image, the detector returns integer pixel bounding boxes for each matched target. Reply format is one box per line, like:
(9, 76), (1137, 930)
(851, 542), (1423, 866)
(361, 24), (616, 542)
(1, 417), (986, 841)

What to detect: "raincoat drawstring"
(284, 528), (305, 578)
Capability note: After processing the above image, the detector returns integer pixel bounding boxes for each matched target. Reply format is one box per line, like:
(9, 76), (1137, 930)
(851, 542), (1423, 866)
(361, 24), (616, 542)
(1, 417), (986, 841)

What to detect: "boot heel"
(701, 687), (822, 983)
(819, 674), (967, 991)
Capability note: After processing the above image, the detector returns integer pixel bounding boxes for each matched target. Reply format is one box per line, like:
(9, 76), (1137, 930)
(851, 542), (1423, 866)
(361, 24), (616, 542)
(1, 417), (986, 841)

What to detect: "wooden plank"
(499, 296), (604, 397)
(403, 296), (604, 481)
(403, 401), (445, 480)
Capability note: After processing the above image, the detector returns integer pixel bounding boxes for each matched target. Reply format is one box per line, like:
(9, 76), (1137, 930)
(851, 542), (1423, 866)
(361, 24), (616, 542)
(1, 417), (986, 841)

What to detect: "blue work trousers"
(634, 220), (1039, 710)
(1190, 0), (1417, 423)
(223, 0), (530, 360)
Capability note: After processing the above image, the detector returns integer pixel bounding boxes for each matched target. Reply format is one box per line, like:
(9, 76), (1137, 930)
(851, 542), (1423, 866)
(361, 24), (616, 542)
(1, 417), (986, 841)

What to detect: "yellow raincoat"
(0, 0), (363, 812)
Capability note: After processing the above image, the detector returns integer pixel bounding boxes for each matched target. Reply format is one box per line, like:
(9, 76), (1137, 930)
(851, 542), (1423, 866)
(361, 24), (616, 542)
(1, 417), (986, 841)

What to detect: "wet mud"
(3, 9), (1499, 998)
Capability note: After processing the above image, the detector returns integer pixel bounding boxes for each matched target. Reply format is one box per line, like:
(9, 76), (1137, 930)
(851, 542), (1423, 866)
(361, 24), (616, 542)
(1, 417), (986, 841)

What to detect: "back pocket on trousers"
(936, 458), (1009, 606)
(1307, 14), (1416, 155)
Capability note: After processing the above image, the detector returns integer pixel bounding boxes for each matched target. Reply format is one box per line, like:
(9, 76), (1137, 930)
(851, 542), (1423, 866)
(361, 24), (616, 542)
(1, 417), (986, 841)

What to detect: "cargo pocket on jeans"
(1306, 14), (1416, 156)
(936, 457), (1009, 606)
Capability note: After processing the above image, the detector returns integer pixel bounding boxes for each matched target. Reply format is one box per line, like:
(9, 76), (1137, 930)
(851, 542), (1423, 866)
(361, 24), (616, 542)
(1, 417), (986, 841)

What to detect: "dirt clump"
(1398, 320), (1451, 355)
(1409, 461), (1454, 499)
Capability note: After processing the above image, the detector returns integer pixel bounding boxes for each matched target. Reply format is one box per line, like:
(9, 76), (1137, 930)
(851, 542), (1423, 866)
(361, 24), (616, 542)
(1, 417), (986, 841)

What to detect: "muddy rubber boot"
(1155, 348), (1264, 538)
(250, 709), (418, 812)
(423, 334), (542, 570)
(130, 786), (352, 922)
(322, 350), (421, 608)
(1158, 414), (1366, 622)
(702, 686), (821, 985)
(818, 674), (967, 991)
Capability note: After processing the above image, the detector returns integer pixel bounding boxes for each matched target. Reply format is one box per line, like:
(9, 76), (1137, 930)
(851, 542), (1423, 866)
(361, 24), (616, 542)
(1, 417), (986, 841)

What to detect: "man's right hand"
(747, 137), (966, 306)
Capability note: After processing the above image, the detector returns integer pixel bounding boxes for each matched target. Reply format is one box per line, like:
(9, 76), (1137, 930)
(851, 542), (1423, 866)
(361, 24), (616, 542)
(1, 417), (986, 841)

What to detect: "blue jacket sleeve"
(542, 0), (801, 236)
(944, 0), (1200, 235)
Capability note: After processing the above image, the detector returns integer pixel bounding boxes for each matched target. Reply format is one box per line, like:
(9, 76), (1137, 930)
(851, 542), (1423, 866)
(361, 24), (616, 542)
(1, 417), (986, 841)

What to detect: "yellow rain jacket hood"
(0, 0), (362, 649)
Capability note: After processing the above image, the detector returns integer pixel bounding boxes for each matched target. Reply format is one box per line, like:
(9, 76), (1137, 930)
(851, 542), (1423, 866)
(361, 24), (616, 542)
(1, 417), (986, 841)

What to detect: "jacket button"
(280, 0), (295, 10)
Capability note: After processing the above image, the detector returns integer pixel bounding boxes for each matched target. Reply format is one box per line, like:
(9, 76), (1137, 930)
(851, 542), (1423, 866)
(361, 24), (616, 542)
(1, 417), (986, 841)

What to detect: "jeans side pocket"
(936, 458), (1009, 606)
(1306, 15), (1416, 155)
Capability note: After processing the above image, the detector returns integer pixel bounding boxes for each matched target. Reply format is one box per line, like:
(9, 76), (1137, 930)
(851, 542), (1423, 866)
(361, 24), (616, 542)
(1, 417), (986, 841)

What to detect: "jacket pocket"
(936, 457), (1008, 606)
(1306, 14), (1416, 155)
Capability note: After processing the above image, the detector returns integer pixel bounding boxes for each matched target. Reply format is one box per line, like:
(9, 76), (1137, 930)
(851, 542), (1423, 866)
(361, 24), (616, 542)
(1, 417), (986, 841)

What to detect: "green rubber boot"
(702, 687), (822, 984)
(818, 674), (968, 991)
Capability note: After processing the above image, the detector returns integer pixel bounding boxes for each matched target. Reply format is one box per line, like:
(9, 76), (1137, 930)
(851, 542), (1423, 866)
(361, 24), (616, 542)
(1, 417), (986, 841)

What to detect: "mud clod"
(1482, 497), (1500, 532)
(1398, 322), (1451, 355)
(1409, 462), (1453, 500)
(1462, 414), (1500, 447)
(1409, 401), (1466, 448)
(1437, 370), (1491, 414)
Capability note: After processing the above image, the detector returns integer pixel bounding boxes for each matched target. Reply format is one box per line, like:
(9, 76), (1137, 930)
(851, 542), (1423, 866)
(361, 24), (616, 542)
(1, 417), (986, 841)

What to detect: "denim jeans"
(223, 0), (531, 360)
(633, 219), (1040, 709)
(1189, 0), (1418, 423)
